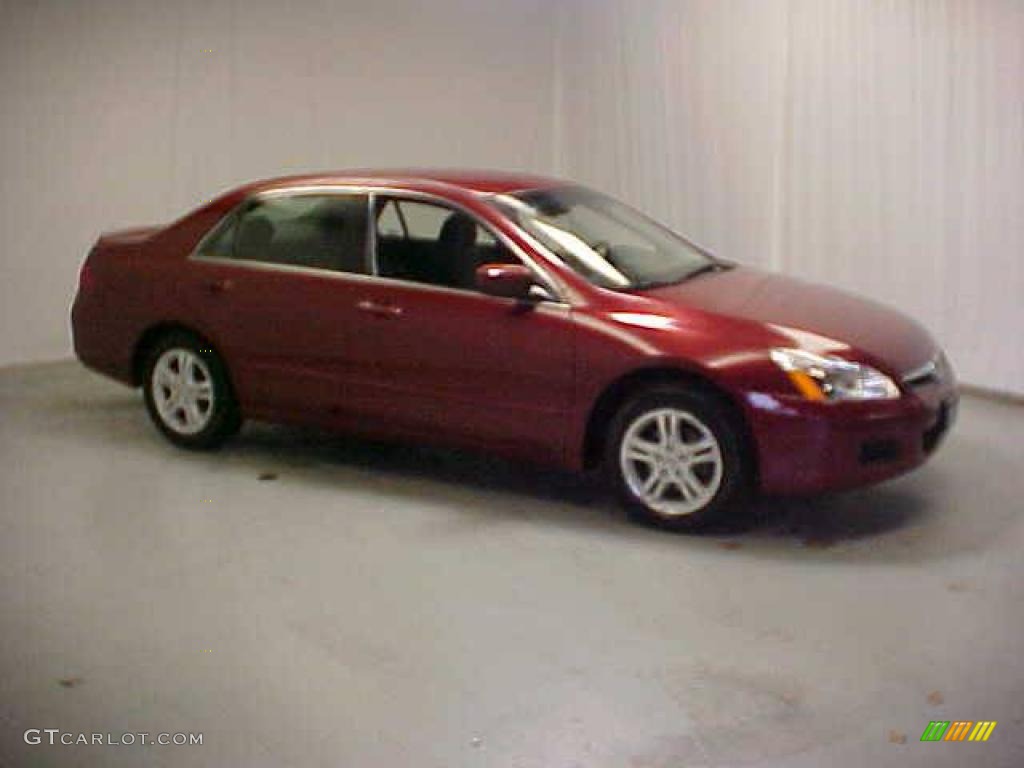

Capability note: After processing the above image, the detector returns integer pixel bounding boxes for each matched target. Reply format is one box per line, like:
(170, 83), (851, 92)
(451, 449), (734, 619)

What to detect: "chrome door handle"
(356, 299), (403, 318)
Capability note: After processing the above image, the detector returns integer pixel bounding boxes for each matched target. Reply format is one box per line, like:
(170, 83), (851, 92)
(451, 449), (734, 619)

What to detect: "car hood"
(639, 266), (937, 375)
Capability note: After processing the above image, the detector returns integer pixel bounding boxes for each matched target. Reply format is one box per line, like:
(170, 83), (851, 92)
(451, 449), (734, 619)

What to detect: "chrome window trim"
(187, 254), (573, 310)
(189, 184), (570, 306)
(187, 254), (383, 285)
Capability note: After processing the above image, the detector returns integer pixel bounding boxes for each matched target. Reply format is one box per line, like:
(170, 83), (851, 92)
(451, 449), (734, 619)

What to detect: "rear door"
(185, 191), (378, 423)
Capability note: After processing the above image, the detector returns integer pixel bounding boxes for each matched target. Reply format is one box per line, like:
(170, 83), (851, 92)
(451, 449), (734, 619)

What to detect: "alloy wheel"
(619, 407), (724, 516)
(151, 348), (216, 435)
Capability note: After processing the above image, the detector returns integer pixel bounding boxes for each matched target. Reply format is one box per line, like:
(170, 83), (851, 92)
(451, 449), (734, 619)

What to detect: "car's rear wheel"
(605, 386), (748, 531)
(142, 332), (240, 450)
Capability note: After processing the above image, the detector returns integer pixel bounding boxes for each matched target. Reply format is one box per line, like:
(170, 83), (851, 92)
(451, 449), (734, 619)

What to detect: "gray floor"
(0, 361), (1021, 767)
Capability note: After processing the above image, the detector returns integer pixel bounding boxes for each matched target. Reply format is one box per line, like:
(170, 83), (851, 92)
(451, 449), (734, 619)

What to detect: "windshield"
(493, 185), (717, 290)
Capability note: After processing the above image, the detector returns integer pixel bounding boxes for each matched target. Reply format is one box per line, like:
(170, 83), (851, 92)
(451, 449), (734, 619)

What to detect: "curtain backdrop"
(1, 0), (1022, 395)
(555, 0), (1024, 395)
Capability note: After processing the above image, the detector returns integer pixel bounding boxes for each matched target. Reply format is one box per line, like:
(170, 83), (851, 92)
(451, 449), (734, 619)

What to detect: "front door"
(345, 196), (576, 464)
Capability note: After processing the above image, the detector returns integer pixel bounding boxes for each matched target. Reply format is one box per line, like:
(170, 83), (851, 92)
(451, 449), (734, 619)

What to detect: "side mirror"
(475, 263), (536, 301)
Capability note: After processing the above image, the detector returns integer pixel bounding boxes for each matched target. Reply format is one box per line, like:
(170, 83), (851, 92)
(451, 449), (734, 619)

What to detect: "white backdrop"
(0, 0), (557, 366)
(2, 0), (1022, 395)
(555, 0), (1024, 395)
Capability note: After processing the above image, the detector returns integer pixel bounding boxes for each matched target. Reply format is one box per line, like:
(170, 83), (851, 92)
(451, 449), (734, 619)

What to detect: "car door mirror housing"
(475, 263), (536, 300)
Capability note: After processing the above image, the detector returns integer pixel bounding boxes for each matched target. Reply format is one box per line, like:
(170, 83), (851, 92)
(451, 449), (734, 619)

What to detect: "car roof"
(241, 169), (566, 197)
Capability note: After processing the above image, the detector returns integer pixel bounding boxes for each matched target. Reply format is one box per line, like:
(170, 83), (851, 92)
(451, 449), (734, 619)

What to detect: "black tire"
(604, 385), (749, 532)
(142, 331), (241, 450)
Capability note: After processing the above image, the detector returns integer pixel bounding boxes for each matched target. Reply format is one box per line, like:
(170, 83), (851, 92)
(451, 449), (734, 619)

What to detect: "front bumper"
(745, 379), (958, 496)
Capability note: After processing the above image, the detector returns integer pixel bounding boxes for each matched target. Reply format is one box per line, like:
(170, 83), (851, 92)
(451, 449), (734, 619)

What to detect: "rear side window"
(196, 193), (370, 274)
(197, 213), (236, 259)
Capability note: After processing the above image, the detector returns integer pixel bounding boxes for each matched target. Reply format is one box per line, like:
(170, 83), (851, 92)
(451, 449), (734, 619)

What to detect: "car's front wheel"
(142, 332), (241, 450)
(605, 386), (749, 531)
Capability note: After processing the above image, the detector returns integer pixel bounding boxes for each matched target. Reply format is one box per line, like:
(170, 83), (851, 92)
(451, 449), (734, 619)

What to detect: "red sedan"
(71, 170), (957, 530)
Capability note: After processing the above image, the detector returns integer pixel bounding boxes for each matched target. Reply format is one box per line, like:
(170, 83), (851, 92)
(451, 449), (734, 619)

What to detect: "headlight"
(770, 348), (900, 402)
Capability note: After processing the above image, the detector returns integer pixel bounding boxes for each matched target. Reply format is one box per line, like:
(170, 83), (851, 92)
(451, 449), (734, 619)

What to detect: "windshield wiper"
(681, 262), (729, 281)
(631, 262), (730, 290)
